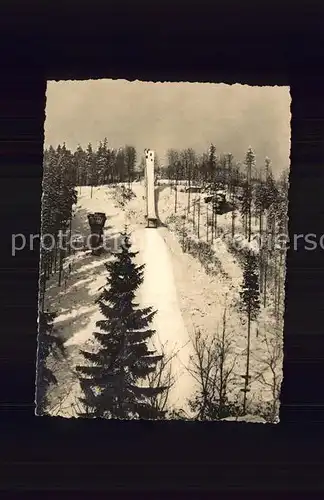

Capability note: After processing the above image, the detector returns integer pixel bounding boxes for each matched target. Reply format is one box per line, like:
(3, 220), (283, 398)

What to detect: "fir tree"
(208, 143), (217, 186)
(244, 147), (256, 242)
(239, 250), (261, 413)
(227, 155), (239, 238)
(41, 146), (77, 288)
(116, 148), (126, 183)
(86, 143), (96, 196)
(76, 233), (167, 420)
(97, 140), (107, 185)
(74, 144), (88, 185)
(263, 158), (279, 210)
(124, 145), (137, 187)
(35, 310), (65, 415)
(240, 180), (251, 239)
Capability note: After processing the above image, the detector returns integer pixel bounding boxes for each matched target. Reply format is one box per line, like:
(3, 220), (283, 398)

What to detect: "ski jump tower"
(144, 148), (158, 228)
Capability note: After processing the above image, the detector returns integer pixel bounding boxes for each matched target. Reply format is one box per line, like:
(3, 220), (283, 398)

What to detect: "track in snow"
(140, 228), (193, 412)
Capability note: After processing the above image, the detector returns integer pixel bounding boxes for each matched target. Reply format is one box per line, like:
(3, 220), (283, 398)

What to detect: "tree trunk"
(49, 252), (53, 276)
(39, 271), (46, 313)
(259, 211), (263, 293)
(211, 207), (214, 244)
(214, 209), (218, 239)
(45, 258), (50, 280)
(197, 199), (201, 239)
(263, 252), (268, 307)
(273, 251), (278, 319)
(276, 251), (283, 328)
(242, 309), (251, 414)
(54, 239), (58, 274)
(68, 216), (72, 256)
(231, 209), (235, 239)
(219, 305), (227, 413)
(193, 200), (196, 231)
(182, 217), (186, 252)
(58, 236), (64, 287)
(244, 213), (248, 239)
(248, 192), (252, 243)
(187, 161), (191, 214)
(231, 174), (236, 239)
(206, 206), (209, 242)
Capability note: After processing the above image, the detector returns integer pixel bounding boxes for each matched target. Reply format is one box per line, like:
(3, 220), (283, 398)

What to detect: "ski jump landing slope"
(144, 149), (158, 227)
(140, 228), (193, 412)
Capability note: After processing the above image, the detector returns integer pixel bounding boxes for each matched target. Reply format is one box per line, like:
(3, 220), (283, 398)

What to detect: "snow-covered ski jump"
(144, 149), (158, 228)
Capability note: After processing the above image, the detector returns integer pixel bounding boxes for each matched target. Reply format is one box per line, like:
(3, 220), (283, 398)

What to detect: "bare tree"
(252, 328), (283, 423)
(146, 340), (179, 415)
(186, 307), (240, 420)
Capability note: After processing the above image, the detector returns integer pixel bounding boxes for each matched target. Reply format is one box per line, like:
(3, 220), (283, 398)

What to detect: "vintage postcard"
(34, 79), (290, 422)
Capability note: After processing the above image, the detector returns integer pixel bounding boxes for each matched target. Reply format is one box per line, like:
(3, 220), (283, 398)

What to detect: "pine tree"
(76, 233), (167, 419)
(97, 140), (107, 185)
(166, 148), (180, 184)
(228, 157), (239, 239)
(254, 169), (265, 293)
(271, 170), (288, 327)
(240, 180), (251, 239)
(108, 148), (118, 185)
(154, 152), (160, 184)
(208, 144), (217, 185)
(35, 310), (65, 415)
(244, 147), (256, 242)
(263, 158), (279, 210)
(101, 138), (111, 184)
(74, 145), (87, 186)
(182, 148), (196, 214)
(41, 154), (58, 287)
(199, 151), (209, 186)
(125, 145), (137, 187)
(219, 154), (227, 189)
(239, 250), (261, 413)
(116, 148), (126, 183)
(54, 145), (77, 281)
(41, 146), (77, 288)
(85, 143), (96, 197)
(207, 144), (219, 239)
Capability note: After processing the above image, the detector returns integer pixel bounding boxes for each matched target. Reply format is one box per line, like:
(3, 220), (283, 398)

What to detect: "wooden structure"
(87, 212), (107, 255)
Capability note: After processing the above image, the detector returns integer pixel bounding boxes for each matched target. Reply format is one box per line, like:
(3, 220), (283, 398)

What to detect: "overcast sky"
(45, 79), (291, 175)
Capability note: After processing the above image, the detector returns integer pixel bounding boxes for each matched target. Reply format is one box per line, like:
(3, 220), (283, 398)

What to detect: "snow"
(221, 415), (268, 424)
(140, 228), (192, 412)
(42, 182), (284, 421)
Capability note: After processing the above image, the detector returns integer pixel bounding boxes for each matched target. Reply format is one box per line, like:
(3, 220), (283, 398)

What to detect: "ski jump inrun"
(144, 148), (158, 228)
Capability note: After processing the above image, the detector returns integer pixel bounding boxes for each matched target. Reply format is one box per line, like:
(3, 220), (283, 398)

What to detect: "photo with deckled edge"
(34, 79), (291, 422)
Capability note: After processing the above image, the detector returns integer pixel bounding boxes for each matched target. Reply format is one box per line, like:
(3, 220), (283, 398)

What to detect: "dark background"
(1, 0), (324, 493)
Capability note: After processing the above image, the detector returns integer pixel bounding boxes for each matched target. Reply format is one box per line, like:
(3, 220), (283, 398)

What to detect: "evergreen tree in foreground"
(76, 233), (167, 420)
(36, 310), (65, 415)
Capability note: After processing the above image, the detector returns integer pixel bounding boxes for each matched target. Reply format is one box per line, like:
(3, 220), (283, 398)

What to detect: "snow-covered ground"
(43, 181), (284, 420)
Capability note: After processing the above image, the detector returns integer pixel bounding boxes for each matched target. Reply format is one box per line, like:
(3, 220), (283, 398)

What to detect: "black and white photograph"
(35, 79), (290, 422)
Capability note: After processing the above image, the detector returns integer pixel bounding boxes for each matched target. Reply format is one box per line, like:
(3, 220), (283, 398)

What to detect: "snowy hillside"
(42, 181), (283, 420)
